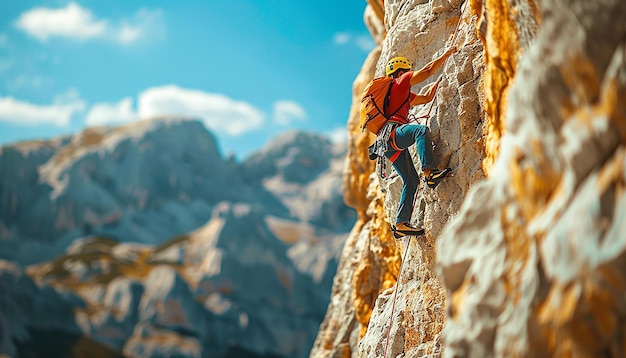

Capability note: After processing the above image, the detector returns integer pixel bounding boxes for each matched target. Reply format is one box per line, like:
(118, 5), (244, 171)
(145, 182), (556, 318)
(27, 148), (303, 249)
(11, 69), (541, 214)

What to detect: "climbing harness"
(371, 122), (402, 178)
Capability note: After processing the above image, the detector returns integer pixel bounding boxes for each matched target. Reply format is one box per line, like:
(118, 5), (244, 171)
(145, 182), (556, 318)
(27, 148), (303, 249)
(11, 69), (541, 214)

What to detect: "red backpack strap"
(389, 128), (403, 151)
(387, 129), (402, 163)
(389, 150), (402, 163)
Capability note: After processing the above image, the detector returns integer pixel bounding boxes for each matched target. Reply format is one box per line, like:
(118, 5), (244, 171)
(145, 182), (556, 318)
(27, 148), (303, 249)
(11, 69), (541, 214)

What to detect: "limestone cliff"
(312, 0), (626, 357)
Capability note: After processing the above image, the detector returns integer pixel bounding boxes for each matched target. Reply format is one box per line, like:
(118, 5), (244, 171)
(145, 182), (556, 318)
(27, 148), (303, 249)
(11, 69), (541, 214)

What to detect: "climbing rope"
(383, 236), (411, 358)
(412, 81), (440, 123)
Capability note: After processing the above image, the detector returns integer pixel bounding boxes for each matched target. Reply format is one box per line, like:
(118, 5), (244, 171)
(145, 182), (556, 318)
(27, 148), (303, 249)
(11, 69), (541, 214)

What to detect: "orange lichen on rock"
(366, 0), (385, 22)
(448, 278), (469, 321)
(344, 129), (377, 217)
(500, 205), (533, 304)
(566, 62), (626, 142)
(343, 48), (380, 216)
(445, 15), (461, 28)
(536, 147), (626, 357)
(352, 187), (402, 338)
(509, 142), (560, 222)
(538, 277), (625, 356)
(471, 0), (523, 175)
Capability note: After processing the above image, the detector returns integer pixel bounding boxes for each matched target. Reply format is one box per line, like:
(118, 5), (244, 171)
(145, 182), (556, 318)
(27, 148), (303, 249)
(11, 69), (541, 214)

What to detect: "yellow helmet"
(386, 56), (412, 76)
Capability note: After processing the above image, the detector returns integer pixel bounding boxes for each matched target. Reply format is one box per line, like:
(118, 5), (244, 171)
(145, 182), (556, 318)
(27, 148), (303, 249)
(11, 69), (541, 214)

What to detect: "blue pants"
(384, 124), (434, 225)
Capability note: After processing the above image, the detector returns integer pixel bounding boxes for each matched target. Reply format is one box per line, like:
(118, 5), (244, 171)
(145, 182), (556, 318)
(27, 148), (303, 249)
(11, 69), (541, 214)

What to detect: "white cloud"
(333, 32), (350, 45)
(86, 97), (137, 126)
(84, 86), (265, 135)
(0, 85), (271, 135)
(137, 85), (264, 136)
(273, 100), (306, 126)
(0, 90), (85, 127)
(355, 35), (376, 51)
(118, 24), (142, 44)
(333, 32), (375, 52)
(54, 88), (83, 106)
(15, 2), (107, 41)
(15, 3), (163, 45)
(326, 127), (347, 144)
(116, 9), (164, 44)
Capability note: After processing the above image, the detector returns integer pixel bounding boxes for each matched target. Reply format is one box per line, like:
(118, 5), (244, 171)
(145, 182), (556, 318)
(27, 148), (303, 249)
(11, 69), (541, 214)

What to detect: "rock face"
(313, 0), (626, 357)
(438, 0), (626, 356)
(313, 0), (486, 356)
(0, 118), (355, 357)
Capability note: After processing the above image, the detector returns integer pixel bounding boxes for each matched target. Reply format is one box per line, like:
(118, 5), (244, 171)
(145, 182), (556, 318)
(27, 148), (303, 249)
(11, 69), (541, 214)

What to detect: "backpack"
(359, 77), (409, 134)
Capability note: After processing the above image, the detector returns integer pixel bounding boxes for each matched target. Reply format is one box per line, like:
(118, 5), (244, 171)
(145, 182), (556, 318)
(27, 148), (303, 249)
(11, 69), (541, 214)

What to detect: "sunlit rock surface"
(312, 0), (486, 356)
(438, 0), (626, 356)
(313, 0), (626, 357)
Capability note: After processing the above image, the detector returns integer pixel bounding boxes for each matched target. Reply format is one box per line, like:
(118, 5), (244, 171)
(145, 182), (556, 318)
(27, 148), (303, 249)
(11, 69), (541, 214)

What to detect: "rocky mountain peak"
(1, 116), (355, 357)
(242, 130), (338, 185)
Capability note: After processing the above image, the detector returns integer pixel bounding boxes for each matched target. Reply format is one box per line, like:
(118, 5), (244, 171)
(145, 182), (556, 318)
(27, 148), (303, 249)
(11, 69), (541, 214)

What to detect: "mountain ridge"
(0, 117), (354, 357)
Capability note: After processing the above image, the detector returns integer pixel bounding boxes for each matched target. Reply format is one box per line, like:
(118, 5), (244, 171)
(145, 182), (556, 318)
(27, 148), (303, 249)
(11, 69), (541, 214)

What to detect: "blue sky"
(0, 1), (373, 159)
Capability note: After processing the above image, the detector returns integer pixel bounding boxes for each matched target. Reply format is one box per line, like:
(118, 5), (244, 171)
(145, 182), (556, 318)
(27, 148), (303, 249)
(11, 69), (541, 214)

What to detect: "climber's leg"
(385, 149), (420, 226)
(394, 124), (452, 189)
(392, 124), (434, 171)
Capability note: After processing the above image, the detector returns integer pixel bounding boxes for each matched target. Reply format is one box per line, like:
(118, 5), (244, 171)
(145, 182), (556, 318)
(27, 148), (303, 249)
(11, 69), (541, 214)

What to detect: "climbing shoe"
(424, 168), (452, 189)
(392, 223), (425, 238)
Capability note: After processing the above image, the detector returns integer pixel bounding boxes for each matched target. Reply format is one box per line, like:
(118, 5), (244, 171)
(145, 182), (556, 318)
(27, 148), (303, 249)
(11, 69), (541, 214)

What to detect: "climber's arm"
(410, 79), (440, 106)
(409, 47), (456, 85)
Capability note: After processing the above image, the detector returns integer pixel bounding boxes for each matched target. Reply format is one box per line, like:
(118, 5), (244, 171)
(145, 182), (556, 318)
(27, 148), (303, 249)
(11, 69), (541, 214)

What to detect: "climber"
(380, 49), (456, 236)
